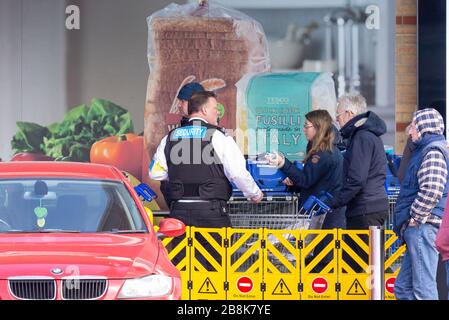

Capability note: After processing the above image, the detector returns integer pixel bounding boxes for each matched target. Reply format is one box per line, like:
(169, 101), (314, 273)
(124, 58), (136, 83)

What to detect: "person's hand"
(251, 190), (264, 203)
(323, 197), (336, 210)
(398, 222), (408, 245)
(283, 177), (294, 186)
(408, 217), (418, 227)
(265, 152), (285, 168)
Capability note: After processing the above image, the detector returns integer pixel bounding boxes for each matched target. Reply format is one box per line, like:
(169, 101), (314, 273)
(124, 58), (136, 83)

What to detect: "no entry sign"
(311, 277), (328, 294)
(385, 277), (395, 294)
(237, 276), (253, 294)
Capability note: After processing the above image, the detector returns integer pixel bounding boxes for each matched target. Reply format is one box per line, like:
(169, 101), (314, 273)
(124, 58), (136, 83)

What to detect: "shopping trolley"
(385, 188), (402, 271)
(227, 192), (332, 272)
(228, 194), (299, 229)
(385, 188), (400, 230)
(268, 193), (333, 267)
(384, 152), (401, 230)
(227, 194), (298, 272)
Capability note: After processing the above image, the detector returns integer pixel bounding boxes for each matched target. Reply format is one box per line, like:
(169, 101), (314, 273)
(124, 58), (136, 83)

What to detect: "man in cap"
(160, 82), (206, 206)
(150, 91), (263, 216)
(150, 91), (263, 269)
(176, 82), (205, 126)
(394, 108), (449, 300)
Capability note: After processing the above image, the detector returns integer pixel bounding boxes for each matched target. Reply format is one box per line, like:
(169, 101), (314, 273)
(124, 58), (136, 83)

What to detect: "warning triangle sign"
(198, 277), (218, 294)
(272, 278), (292, 295)
(347, 279), (366, 295)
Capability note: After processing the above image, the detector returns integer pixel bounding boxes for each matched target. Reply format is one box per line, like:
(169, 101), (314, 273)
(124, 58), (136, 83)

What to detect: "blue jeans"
(394, 223), (439, 300)
(446, 261), (449, 300)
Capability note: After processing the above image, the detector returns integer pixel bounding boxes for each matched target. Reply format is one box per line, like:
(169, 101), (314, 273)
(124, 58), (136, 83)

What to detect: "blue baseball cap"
(177, 82), (205, 101)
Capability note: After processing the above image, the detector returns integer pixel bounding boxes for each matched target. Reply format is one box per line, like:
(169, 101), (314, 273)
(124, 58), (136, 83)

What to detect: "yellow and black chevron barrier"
(163, 227), (405, 300)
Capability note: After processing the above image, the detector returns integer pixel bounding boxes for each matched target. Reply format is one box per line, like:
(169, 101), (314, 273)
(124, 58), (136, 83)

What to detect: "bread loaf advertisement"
(143, 2), (270, 210)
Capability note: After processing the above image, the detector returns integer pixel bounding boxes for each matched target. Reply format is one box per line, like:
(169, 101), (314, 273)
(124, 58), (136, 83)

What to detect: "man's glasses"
(336, 111), (346, 119)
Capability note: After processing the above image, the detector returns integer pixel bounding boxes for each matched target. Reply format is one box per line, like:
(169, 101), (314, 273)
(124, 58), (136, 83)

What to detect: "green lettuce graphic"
(11, 98), (134, 162)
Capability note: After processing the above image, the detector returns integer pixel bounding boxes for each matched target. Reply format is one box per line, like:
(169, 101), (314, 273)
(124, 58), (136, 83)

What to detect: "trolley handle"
(257, 178), (284, 187)
(317, 191), (333, 201)
(302, 195), (331, 218)
(302, 191), (333, 210)
(134, 183), (158, 202)
(311, 198), (331, 217)
(386, 153), (399, 177)
(293, 161), (304, 170)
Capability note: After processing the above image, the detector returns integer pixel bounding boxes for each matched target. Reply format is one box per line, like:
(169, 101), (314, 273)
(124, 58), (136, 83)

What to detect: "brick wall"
(395, 0), (417, 153)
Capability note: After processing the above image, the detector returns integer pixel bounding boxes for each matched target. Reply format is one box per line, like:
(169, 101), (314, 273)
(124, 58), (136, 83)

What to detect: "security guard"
(149, 91), (263, 229)
(160, 82), (205, 207)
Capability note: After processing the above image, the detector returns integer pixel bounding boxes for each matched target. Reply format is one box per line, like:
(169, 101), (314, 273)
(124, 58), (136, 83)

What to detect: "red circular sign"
(385, 277), (396, 294)
(237, 276), (253, 294)
(311, 277), (328, 294)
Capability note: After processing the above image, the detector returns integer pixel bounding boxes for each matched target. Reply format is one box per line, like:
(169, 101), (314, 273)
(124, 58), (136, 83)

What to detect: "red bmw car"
(0, 161), (185, 300)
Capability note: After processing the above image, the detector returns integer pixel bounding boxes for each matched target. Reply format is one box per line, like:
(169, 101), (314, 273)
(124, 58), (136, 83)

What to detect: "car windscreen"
(0, 179), (148, 233)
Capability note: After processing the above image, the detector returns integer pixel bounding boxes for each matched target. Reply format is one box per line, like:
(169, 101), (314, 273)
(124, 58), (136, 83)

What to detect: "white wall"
(0, 0), (67, 160)
(66, 0), (174, 135)
(0, 0), (174, 160)
(0, 0), (22, 161)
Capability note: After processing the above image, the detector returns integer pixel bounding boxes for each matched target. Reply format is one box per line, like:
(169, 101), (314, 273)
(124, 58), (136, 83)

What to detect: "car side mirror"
(156, 218), (185, 240)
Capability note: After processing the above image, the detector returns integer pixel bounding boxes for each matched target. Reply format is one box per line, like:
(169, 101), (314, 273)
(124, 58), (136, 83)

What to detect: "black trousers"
(344, 211), (388, 273)
(346, 211), (388, 230)
(169, 200), (230, 271)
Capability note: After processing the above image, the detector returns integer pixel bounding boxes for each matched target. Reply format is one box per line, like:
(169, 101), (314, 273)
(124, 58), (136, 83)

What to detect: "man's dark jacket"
(327, 111), (388, 217)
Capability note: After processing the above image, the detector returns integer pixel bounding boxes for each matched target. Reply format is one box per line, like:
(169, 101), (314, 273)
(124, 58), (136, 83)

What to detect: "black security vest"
(164, 119), (232, 201)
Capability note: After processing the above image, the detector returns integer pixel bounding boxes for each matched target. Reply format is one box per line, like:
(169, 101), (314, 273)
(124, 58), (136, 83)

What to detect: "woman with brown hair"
(267, 109), (346, 267)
